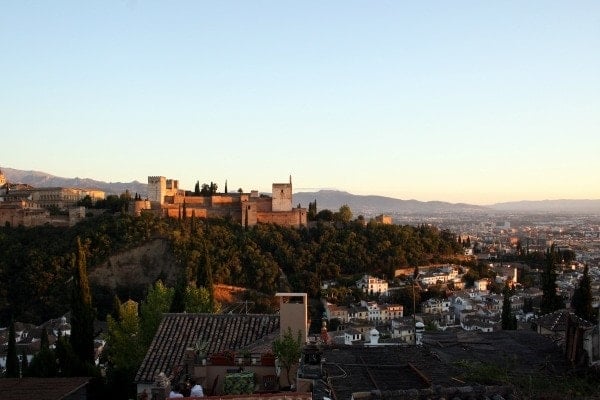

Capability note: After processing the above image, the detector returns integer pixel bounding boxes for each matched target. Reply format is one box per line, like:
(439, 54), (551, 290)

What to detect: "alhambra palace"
(138, 176), (307, 227)
(0, 169), (307, 228)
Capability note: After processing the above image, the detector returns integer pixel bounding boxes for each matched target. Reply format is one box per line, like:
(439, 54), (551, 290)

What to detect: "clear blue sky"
(1, 1), (599, 204)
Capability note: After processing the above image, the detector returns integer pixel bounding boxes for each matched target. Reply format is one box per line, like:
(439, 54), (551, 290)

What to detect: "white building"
(356, 275), (388, 296)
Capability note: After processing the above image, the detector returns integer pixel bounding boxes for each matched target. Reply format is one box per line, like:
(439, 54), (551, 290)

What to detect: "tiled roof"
(535, 310), (595, 332)
(0, 377), (90, 400)
(313, 346), (463, 400)
(135, 313), (280, 384)
(422, 330), (570, 377)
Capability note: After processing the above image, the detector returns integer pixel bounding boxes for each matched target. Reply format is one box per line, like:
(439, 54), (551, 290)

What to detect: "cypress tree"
(20, 348), (29, 377)
(6, 319), (19, 377)
(501, 282), (516, 330)
(540, 245), (564, 314)
(170, 275), (186, 313)
(572, 265), (595, 322)
(26, 326), (58, 378)
(70, 237), (96, 366)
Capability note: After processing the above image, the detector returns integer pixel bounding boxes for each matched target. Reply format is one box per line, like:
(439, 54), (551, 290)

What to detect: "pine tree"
(194, 181), (200, 195)
(6, 319), (19, 377)
(225, 179), (228, 194)
(70, 237), (96, 367)
(572, 265), (595, 323)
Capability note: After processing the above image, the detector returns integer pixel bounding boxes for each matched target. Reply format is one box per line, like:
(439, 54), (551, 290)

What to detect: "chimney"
(276, 293), (308, 344)
(369, 328), (380, 345)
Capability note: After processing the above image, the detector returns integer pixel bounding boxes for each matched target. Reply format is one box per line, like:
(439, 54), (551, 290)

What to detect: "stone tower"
(147, 176), (167, 205)
(271, 176), (293, 212)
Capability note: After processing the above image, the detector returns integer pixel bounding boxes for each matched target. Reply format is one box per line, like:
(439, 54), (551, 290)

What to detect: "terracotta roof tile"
(135, 313), (280, 384)
(0, 377), (90, 400)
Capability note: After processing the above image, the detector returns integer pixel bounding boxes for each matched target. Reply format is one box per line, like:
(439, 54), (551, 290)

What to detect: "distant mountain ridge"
(3, 167), (599, 214)
(293, 190), (487, 216)
(2, 167), (147, 196)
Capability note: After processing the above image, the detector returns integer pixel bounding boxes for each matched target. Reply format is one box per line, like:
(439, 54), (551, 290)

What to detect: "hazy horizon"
(4, 165), (600, 207)
(2, 2), (599, 204)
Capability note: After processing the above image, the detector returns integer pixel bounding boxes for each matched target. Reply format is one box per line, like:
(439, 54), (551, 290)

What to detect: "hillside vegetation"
(0, 213), (463, 325)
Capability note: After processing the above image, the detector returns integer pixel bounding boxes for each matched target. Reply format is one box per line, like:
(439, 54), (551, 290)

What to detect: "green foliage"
(26, 325), (58, 377)
(184, 284), (214, 313)
(70, 237), (96, 367)
(0, 212), (463, 326)
(105, 300), (145, 400)
(139, 280), (173, 347)
(307, 200), (317, 221)
(335, 204), (353, 223)
(571, 265), (596, 323)
(501, 283), (517, 330)
(0, 213), (167, 325)
(540, 245), (564, 314)
(273, 328), (303, 386)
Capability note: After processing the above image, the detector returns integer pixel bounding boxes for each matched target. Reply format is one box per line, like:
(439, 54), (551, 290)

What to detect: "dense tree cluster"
(0, 211), (463, 325)
(169, 217), (463, 298)
(0, 213), (168, 325)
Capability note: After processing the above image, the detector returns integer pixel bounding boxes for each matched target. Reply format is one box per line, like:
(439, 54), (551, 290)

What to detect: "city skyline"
(2, 1), (599, 205)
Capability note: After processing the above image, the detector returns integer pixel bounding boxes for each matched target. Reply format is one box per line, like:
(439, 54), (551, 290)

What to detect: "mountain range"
(3, 167), (600, 214)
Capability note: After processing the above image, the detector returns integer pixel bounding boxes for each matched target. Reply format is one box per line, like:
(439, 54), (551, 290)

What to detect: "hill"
(293, 190), (486, 216)
(2, 166), (147, 196)
(3, 167), (599, 215)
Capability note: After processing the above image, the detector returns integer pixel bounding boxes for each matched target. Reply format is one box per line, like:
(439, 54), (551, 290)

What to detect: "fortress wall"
(211, 195), (240, 206)
(257, 208), (307, 227)
(252, 197), (274, 212)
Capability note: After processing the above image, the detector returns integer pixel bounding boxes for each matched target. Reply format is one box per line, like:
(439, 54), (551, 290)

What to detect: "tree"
(105, 299), (145, 400)
(70, 237), (96, 367)
(6, 319), (19, 377)
(335, 204), (352, 223)
(194, 181), (200, 195)
(20, 348), (29, 377)
(272, 328), (303, 387)
(316, 209), (334, 222)
(200, 183), (211, 196)
(55, 331), (79, 377)
(571, 265), (595, 323)
(540, 245), (564, 314)
(501, 283), (517, 330)
(170, 275), (186, 313)
(139, 280), (173, 347)
(307, 200), (317, 221)
(27, 327), (58, 377)
(184, 285), (213, 313)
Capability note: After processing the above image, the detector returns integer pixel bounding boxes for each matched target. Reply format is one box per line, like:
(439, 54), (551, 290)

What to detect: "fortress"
(143, 176), (307, 228)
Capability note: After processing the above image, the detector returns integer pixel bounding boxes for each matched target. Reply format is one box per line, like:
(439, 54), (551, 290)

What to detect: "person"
(169, 383), (184, 398)
(190, 379), (204, 397)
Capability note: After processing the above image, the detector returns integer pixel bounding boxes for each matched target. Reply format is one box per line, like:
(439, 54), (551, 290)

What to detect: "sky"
(1, 1), (599, 205)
